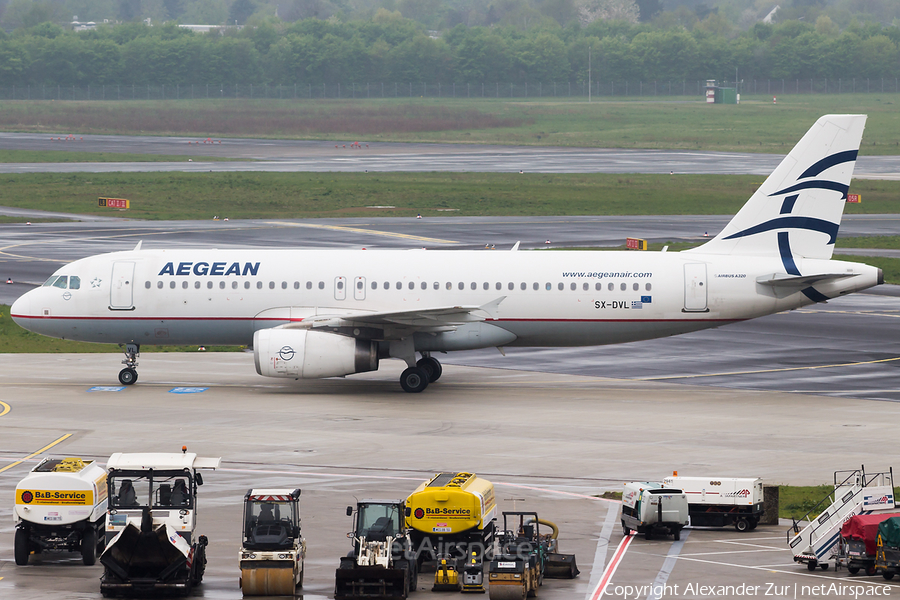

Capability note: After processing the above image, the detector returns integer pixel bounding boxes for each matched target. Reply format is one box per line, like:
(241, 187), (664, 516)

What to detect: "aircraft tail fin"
(687, 114), (866, 263)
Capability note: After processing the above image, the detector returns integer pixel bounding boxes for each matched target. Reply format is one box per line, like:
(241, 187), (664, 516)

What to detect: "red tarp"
(842, 513), (900, 557)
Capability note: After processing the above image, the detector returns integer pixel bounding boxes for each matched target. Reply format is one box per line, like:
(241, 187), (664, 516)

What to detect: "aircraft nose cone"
(11, 292), (32, 328)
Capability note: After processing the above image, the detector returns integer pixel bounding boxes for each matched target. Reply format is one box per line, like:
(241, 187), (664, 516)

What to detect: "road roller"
(239, 488), (305, 596)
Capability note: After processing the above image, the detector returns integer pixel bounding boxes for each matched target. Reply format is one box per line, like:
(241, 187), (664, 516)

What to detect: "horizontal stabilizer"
(756, 272), (858, 287)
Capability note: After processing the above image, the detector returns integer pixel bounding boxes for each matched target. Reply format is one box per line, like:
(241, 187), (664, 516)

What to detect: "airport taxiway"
(1, 356), (899, 599)
(1, 132), (900, 177)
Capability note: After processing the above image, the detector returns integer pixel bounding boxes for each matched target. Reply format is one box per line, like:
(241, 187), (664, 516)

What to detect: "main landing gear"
(118, 343), (140, 385)
(399, 355), (443, 393)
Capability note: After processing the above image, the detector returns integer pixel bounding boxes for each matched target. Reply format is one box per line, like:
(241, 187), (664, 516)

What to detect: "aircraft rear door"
(110, 261), (136, 310)
(683, 263), (708, 312)
(353, 277), (366, 300)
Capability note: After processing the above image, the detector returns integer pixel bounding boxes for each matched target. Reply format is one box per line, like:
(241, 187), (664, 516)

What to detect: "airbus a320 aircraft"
(12, 115), (881, 392)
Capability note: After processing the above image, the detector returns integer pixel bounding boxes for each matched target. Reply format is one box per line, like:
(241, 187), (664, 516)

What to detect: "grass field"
(2, 172), (900, 220)
(1, 94), (899, 153)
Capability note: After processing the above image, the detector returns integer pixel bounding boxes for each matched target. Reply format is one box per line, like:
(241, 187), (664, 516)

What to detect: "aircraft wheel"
(81, 527), (97, 566)
(400, 367), (429, 393)
(417, 357), (442, 383)
(118, 368), (138, 385)
(14, 527), (30, 565)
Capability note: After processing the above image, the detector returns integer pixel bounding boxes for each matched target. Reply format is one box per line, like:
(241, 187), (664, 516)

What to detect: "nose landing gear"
(118, 343), (140, 385)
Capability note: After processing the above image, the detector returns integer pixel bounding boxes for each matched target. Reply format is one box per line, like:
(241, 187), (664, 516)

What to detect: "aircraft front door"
(353, 277), (366, 300)
(110, 261), (136, 310)
(334, 276), (347, 301)
(683, 263), (708, 312)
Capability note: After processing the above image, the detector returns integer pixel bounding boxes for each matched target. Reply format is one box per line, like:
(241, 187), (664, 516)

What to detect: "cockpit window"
(42, 276), (58, 287)
(69, 276), (81, 290)
(52, 276), (68, 289)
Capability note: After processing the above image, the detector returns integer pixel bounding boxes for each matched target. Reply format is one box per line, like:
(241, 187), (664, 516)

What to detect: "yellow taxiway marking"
(640, 356), (900, 381)
(0, 433), (73, 474)
(0, 401), (9, 417)
(267, 221), (457, 244)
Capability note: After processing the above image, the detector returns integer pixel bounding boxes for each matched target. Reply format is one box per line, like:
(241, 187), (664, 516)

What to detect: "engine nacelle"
(254, 329), (378, 379)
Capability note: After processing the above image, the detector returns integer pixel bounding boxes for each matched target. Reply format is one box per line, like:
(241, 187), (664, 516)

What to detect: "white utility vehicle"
(100, 450), (220, 597)
(14, 457), (108, 565)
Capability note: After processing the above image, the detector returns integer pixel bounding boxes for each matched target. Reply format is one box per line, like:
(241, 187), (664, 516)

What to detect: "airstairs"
(787, 467), (895, 571)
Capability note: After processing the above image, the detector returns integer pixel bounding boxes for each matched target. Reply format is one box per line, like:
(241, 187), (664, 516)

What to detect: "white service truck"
(621, 482), (689, 540)
(14, 457), (108, 566)
(100, 451), (220, 597)
(662, 475), (764, 532)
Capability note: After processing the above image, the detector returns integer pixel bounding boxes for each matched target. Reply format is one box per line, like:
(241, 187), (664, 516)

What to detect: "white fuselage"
(10, 247), (881, 351)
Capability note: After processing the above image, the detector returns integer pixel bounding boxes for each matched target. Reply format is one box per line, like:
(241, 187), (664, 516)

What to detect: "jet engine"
(254, 329), (378, 379)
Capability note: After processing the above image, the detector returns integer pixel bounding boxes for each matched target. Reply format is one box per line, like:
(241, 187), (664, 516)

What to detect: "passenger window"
(307, 282), (313, 290)
(371, 281), (377, 290)
(520, 283), (526, 290)
(471, 282), (477, 290)
(53, 276), (68, 289)
(458, 282), (465, 290)
(157, 281), (163, 289)
(546, 283), (552, 291)
(282, 282), (288, 289)
(384, 282), (390, 290)
(219, 281), (225, 289)
(170, 281), (176, 289)
(245, 281), (250, 289)
(608, 283), (614, 291)
(145, 281), (151, 289)
(396, 282), (402, 290)
(232, 281), (238, 289)
(582, 283), (588, 291)
(42, 276), (58, 287)
(358, 281), (364, 290)
(257, 281), (263, 289)
(496, 282), (501, 290)
(294, 282), (300, 290)
(620, 283), (626, 291)
(69, 276), (80, 289)
(409, 282), (415, 290)
(433, 282), (439, 290)
(337, 281), (344, 290)
(446, 282), (452, 290)
(269, 281), (275, 289)
(196, 281), (202, 289)
(318, 282), (325, 290)
(508, 282), (514, 291)
(185, 281), (190, 289)
(595, 283), (601, 291)
(421, 282), (427, 290)
(646, 283), (652, 291)
(208, 281), (213, 289)
(533, 283), (539, 291)
(633, 283), (639, 291)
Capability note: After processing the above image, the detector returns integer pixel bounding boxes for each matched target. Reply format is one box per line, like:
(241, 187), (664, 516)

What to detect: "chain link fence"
(2, 78), (899, 100)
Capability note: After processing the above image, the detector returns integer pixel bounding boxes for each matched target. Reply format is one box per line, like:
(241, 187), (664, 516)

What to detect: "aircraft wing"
(282, 296), (506, 335)
(756, 273), (859, 287)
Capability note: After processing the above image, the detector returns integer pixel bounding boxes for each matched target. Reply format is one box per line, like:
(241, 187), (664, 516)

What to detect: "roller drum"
(241, 567), (296, 596)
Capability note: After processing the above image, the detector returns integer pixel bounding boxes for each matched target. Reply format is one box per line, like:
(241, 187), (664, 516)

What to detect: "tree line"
(0, 14), (898, 87)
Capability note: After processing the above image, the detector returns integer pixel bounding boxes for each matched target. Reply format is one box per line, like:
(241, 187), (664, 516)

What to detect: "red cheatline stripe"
(10, 314), (741, 324)
(589, 532), (635, 600)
